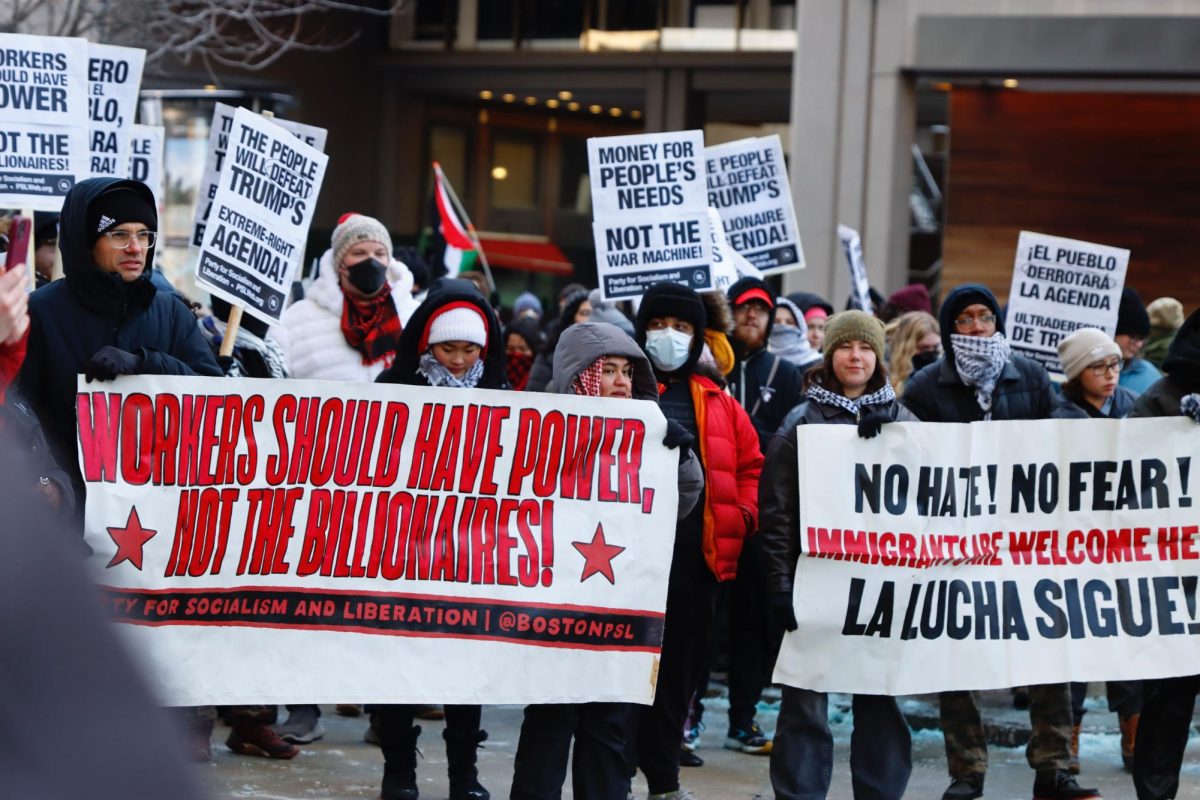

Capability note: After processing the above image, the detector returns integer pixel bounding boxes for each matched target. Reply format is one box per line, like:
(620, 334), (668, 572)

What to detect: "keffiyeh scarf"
(1181, 393), (1200, 422)
(806, 381), (896, 417)
(572, 358), (605, 397)
(417, 351), (484, 388)
(951, 333), (1011, 419)
(341, 292), (402, 366)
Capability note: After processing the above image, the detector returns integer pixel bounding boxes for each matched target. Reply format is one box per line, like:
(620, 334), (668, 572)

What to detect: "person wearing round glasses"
(1056, 328), (1138, 419)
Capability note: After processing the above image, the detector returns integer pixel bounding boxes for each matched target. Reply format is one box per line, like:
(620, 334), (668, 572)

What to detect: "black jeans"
(510, 703), (630, 800)
(1132, 674), (1200, 800)
(1069, 680), (1143, 724)
(727, 534), (784, 733)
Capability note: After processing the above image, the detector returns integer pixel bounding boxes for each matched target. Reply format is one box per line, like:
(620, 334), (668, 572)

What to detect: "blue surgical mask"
(645, 328), (693, 373)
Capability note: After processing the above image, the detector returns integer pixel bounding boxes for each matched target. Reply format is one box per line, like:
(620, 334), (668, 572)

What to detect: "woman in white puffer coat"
(274, 212), (419, 383)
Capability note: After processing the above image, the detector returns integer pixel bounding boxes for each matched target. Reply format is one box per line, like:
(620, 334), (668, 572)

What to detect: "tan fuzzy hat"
(823, 310), (886, 362)
(331, 212), (392, 268)
(1057, 328), (1121, 381)
(1148, 297), (1184, 331)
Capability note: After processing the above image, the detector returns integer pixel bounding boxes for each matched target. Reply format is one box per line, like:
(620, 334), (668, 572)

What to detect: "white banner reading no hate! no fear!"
(775, 418), (1200, 696)
(78, 375), (679, 706)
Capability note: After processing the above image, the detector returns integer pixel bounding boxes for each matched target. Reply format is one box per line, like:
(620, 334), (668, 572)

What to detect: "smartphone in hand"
(5, 215), (31, 273)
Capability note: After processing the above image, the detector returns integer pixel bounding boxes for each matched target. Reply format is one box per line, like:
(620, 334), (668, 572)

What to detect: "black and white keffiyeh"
(951, 332), (1011, 419)
(806, 381), (896, 417)
(417, 351), (484, 388)
(1181, 393), (1200, 422)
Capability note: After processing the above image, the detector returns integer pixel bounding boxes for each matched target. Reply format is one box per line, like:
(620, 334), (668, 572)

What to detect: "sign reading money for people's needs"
(190, 101), (328, 247)
(195, 108), (328, 324)
(79, 375), (680, 706)
(705, 135), (804, 274)
(0, 33), (89, 209)
(589, 130), (712, 300)
(1006, 231), (1130, 376)
(86, 43), (145, 179)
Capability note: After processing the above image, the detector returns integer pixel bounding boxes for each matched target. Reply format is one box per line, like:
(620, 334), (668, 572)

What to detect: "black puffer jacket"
(1131, 307), (1200, 419)
(759, 394), (915, 595)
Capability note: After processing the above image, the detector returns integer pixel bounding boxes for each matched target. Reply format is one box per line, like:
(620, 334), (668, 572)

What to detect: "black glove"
(770, 589), (799, 632)
(216, 355), (238, 376)
(857, 408), (891, 439)
(84, 346), (143, 382)
(663, 418), (693, 450)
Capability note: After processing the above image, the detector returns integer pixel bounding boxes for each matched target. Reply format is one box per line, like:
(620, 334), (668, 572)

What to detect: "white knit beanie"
(1057, 328), (1121, 380)
(331, 212), (393, 268)
(428, 305), (488, 347)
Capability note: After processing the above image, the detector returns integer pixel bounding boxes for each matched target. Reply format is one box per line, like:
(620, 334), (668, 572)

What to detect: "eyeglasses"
(953, 313), (997, 331)
(101, 230), (157, 249)
(1086, 358), (1123, 376)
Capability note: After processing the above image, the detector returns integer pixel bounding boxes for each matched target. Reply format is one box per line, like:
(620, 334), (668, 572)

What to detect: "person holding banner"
(510, 320), (702, 800)
(626, 282), (763, 800)
(374, 278), (505, 800)
(900, 284), (1098, 800)
(274, 212), (419, 382)
(759, 309), (914, 800)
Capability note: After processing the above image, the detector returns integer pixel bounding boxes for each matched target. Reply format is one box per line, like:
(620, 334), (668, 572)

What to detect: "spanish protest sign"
(705, 134), (803, 274)
(1006, 231), (1129, 376)
(190, 101), (327, 247)
(589, 130), (712, 301)
(78, 375), (679, 706)
(774, 418), (1200, 695)
(86, 43), (145, 179)
(195, 108), (328, 325)
(0, 33), (89, 210)
(128, 124), (164, 209)
(838, 224), (874, 313)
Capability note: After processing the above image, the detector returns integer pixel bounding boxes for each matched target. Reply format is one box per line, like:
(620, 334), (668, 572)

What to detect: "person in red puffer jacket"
(0, 265), (29, 402)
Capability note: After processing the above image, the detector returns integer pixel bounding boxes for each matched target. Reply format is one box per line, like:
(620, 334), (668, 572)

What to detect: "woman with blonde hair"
(885, 310), (940, 396)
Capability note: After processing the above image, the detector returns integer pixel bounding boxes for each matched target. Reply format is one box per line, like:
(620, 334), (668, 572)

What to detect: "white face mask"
(645, 328), (693, 372)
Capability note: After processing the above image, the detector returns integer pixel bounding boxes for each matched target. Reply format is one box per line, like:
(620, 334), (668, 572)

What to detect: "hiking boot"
(226, 723), (299, 759)
(1119, 713), (1139, 771)
(1032, 770), (1100, 800)
(445, 727), (490, 800)
(648, 791), (696, 800)
(1068, 724), (1081, 774)
(274, 705), (325, 744)
(680, 747), (704, 767)
(723, 720), (771, 754)
(380, 724), (420, 800)
(336, 703), (363, 717)
(942, 776), (984, 800)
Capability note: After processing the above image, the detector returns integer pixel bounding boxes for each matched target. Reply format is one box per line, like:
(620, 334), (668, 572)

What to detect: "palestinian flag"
(431, 162), (479, 277)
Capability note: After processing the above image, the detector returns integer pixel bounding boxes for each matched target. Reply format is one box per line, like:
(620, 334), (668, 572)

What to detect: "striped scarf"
(806, 381), (896, 417)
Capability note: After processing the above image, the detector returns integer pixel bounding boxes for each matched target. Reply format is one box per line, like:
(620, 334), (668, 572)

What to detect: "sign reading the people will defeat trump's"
(195, 108), (328, 325)
(589, 130), (712, 301)
(1006, 231), (1129, 376)
(78, 375), (679, 706)
(774, 418), (1200, 696)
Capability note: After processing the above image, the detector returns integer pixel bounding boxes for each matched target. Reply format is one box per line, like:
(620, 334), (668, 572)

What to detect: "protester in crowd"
(394, 245), (430, 302)
(1114, 287), (1162, 396)
(374, 279), (504, 800)
(901, 284), (1097, 800)
(695, 290), (735, 380)
(877, 282), (933, 323)
(626, 282), (763, 800)
(0, 265), (29, 400)
(768, 297), (822, 372)
(274, 212), (419, 382)
(513, 290), (543, 322)
(1142, 296), (1183, 369)
(33, 212), (58, 287)
(845, 286), (885, 314)
(586, 288), (635, 337)
(1130, 307), (1200, 799)
(18, 178), (221, 522)
(885, 310), (940, 396)
(503, 315), (545, 391)
(509, 320), (703, 800)
(721, 277), (805, 757)
(787, 291), (833, 353)
(760, 310), (914, 799)
(199, 296), (288, 379)
(527, 287), (592, 392)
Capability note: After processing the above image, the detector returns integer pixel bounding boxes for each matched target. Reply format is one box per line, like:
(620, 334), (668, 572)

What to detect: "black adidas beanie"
(87, 188), (156, 249)
(635, 282), (707, 345)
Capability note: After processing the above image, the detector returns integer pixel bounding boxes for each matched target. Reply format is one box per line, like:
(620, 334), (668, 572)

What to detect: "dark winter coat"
(760, 395), (915, 595)
(18, 178), (221, 500)
(375, 279), (506, 389)
(1054, 385), (1138, 420)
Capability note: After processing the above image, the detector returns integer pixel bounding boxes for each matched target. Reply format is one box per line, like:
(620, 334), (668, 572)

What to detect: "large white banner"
(589, 130), (712, 300)
(79, 375), (679, 706)
(0, 33), (89, 209)
(775, 418), (1200, 695)
(86, 43), (145, 179)
(1006, 231), (1129, 376)
(705, 135), (803, 275)
(194, 108), (328, 325)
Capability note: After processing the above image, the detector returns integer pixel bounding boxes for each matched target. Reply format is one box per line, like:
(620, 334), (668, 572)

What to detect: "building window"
(491, 134), (539, 209)
(429, 124), (471, 196)
(478, 0), (515, 40)
(605, 1), (660, 31)
(414, 0), (456, 40)
(526, 1), (585, 39)
(558, 136), (591, 214)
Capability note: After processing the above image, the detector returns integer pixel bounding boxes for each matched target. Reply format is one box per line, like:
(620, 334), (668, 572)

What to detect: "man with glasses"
(902, 284), (1099, 800)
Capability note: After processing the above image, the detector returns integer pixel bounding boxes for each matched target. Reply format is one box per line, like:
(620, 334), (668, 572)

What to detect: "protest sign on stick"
(128, 124), (165, 209)
(589, 130), (712, 301)
(194, 108), (328, 328)
(0, 33), (89, 210)
(774, 418), (1200, 695)
(79, 375), (679, 706)
(1006, 231), (1129, 376)
(86, 43), (145, 179)
(837, 225), (873, 312)
(706, 135), (803, 274)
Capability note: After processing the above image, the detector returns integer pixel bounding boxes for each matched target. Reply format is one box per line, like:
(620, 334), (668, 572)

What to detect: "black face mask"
(912, 350), (940, 373)
(347, 257), (387, 295)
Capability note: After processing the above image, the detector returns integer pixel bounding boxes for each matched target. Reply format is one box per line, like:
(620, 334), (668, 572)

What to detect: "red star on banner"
(572, 523), (625, 585)
(106, 507), (156, 571)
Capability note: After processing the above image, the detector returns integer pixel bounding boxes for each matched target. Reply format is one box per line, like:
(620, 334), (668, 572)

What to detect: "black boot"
(380, 724), (421, 800)
(1032, 770), (1100, 800)
(444, 727), (490, 800)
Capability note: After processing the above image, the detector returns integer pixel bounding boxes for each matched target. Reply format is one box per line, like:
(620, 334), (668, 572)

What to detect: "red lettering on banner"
(152, 393), (181, 485)
(615, 419), (645, 503)
(408, 403), (446, 490)
(77, 391), (122, 483)
(265, 394), (295, 485)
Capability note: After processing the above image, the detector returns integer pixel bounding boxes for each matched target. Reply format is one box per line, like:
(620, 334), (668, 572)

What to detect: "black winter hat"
(1163, 307), (1200, 390)
(86, 188), (155, 249)
(1116, 287), (1151, 339)
(33, 212), (59, 247)
(787, 291), (834, 317)
(938, 283), (1003, 357)
(635, 282), (707, 344)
